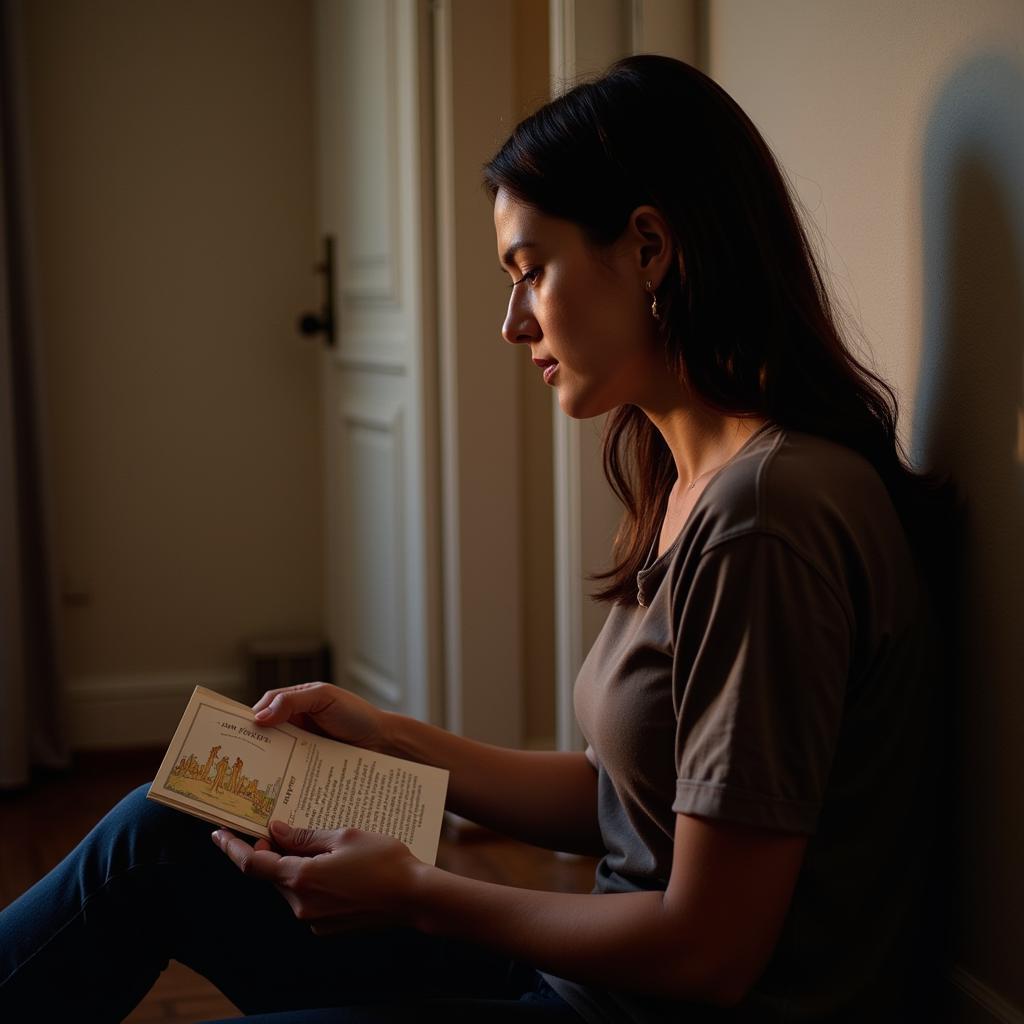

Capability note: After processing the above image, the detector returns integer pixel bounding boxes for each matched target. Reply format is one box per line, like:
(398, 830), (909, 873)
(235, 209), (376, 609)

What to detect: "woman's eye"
(509, 268), (540, 290)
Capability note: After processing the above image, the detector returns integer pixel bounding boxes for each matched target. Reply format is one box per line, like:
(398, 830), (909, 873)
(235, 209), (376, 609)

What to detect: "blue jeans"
(0, 784), (584, 1022)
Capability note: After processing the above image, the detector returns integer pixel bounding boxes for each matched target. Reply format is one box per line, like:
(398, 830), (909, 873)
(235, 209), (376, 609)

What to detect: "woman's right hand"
(251, 682), (388, 751)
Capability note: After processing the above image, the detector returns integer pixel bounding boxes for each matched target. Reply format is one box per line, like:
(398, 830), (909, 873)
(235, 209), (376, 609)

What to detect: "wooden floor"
(0, 750), (598, 1023)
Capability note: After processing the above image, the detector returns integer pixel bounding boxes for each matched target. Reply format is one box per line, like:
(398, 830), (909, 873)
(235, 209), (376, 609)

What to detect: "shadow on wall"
(912, 52), (1024, 1006)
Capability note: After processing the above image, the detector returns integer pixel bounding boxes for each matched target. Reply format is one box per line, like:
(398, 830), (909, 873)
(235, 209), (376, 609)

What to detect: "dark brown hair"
(483, 54), (950, 604)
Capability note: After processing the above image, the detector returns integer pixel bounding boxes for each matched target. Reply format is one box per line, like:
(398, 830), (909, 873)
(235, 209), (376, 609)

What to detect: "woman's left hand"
(212, 822), (423, 935)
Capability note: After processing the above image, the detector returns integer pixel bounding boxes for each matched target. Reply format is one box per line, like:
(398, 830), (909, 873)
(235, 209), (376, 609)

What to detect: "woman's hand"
(212, 822), (425, 935)
(251, 682), (388, 751)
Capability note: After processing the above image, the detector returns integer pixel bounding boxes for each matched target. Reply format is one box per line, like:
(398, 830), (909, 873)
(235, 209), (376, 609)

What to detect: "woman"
(0, 55), (946, 1022)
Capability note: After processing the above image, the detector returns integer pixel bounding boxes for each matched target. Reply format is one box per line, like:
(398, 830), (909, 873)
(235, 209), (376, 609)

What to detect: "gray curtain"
(0, 0), (69, 788)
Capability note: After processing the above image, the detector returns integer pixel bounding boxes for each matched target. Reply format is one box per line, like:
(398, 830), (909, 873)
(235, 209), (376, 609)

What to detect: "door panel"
(316, 0), (437, 721)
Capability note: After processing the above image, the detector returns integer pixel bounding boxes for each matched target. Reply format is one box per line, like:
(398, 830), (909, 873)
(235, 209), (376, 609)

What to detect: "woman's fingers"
(252, 682), (336, 724)
(249, 682), (383, 749)
(251, 681), (327, 716)
(211, 830), (283, 879)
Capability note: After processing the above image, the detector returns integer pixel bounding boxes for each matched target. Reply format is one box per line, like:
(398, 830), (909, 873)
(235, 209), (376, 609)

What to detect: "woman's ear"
(628, 205), (678, 288)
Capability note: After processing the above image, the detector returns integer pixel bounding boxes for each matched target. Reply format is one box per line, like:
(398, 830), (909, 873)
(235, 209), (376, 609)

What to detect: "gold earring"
(645, 280), (660, 321)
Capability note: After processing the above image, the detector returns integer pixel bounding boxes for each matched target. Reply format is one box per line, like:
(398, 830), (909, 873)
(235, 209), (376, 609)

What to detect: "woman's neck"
(641, 399), (768, 493)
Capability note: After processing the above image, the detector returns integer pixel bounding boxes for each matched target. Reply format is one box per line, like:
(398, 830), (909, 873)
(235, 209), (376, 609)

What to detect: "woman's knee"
(79, 781), (216, 874)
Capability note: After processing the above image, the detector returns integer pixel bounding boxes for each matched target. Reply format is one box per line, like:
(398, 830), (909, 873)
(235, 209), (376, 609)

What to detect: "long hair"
(483, 54), (952, 605)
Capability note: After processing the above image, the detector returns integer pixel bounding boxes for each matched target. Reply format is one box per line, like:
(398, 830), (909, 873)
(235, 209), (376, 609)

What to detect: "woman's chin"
(557, 389), (616, 421)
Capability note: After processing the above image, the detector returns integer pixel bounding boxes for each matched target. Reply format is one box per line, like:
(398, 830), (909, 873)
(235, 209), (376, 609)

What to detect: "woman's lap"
(0, 784), (582, 1022)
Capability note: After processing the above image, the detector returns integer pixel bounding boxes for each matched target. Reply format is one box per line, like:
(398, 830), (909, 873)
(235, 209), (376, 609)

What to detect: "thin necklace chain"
(681, 423), (765, 492)
(684, 461), (728, 491)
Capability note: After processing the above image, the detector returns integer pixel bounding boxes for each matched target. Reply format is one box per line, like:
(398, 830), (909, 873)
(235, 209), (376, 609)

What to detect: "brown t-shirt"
(542, 424), (938, 1023)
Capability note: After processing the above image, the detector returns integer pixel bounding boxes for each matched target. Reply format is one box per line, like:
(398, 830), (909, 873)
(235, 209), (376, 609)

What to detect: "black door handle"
(298, 236), (335, 347)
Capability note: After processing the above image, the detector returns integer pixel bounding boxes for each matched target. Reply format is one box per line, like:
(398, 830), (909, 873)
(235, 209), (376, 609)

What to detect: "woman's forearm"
(407, 865), (732, 1007)
(378, 712), (604, 856)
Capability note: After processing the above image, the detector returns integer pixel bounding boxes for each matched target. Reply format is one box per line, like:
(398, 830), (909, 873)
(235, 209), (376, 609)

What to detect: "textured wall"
(710, 1), (1024, 1015)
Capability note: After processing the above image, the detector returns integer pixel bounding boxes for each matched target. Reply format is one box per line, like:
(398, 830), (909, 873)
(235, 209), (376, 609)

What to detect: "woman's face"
(494, 189), (663, 419)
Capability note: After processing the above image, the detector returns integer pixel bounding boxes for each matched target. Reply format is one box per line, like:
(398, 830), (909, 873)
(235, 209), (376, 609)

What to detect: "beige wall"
(24, 0), (322, 722)
(708, 1), (1024, 1016)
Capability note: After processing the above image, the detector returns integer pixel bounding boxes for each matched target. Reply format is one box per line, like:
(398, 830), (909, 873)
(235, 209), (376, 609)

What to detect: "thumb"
(269, 821), (338, 853)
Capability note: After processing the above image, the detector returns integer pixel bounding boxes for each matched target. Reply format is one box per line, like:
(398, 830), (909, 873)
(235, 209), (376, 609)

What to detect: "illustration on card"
(162, 701), (294, 827)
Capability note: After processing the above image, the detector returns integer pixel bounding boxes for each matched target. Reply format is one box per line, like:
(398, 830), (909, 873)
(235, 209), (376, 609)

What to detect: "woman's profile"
(0, 54), (947, 1023)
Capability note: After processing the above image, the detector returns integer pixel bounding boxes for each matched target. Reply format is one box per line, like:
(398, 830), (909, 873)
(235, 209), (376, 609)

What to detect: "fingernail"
(270, 820), (290, 838)
(211, 830), (224, 844)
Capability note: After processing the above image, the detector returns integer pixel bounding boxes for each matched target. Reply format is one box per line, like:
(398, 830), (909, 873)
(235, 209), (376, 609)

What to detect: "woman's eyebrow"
(500, 240), (538, 268)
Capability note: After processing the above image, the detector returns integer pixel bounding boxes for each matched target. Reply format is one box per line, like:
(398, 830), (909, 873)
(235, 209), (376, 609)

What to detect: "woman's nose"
(502, 294), (540, 345)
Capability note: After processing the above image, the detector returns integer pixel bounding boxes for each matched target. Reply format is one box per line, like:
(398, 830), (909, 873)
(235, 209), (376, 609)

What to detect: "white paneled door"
(314, 0), (440, 723)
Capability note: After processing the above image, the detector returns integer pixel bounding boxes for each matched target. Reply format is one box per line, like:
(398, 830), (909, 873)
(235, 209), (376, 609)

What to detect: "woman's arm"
(215, 810), (806, 1007)
(252, 683), (603, 856)
(382, 711), (603, 855)
(409, 812), (807, 1005)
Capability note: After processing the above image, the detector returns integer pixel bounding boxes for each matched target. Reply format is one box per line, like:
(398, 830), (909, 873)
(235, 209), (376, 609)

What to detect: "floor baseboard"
(67, 671), (246, 749)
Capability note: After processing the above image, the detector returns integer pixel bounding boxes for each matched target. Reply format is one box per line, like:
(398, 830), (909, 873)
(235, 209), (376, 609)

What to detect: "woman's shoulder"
(663, 425), (920, 646)
(685, 423), (906, 578)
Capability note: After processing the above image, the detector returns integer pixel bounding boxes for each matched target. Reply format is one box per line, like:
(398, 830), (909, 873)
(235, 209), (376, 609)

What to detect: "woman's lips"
(533, 357), (559, 385)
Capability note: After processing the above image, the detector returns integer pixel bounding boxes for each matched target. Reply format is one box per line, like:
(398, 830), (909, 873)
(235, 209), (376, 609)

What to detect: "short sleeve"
(671, 532), (852, 834)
